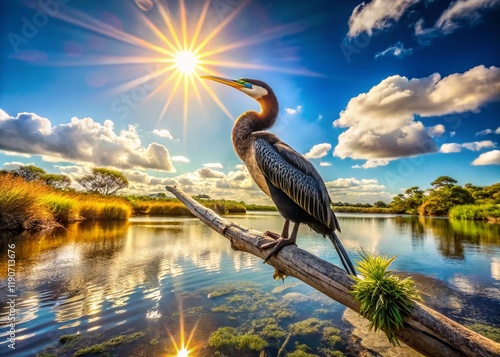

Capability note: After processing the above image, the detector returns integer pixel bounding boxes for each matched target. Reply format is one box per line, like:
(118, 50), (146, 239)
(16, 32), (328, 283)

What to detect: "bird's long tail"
(328, 232), (356, 276)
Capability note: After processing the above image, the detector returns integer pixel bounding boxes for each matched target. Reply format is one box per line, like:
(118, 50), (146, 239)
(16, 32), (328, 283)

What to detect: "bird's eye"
(236, 79), (252, 89)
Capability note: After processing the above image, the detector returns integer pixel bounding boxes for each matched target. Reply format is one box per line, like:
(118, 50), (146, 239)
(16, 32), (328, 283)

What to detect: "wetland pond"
(0, 212), (499, 356)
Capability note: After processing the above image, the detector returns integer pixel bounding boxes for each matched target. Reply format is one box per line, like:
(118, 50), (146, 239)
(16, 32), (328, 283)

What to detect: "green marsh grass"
(139, 201), (192, 216)
(0, 174), (55, 230)
(449, 204), (500, 221)
(42, 193), (80, 223)
(76, 195), (131, 221)
(127, 196), (247, 216)
(0, 174), (131, 231)
(350, 250), (422, 346)
(204, 200), (246, 214)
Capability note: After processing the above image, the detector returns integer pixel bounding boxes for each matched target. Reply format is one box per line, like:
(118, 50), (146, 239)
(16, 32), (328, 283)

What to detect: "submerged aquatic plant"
(350, 250), (422, 346)
(208, 327), (268, 352)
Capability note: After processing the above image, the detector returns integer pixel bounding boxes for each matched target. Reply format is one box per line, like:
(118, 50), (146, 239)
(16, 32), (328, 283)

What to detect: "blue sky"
(0, 0), (499, 204)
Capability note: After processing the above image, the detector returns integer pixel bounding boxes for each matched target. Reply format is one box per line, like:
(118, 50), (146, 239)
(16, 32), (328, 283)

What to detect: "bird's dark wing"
(253, 134), (340, 232)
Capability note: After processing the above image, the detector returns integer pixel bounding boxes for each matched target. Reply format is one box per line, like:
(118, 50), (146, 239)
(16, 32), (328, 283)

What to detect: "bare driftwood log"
(166, 185), (500, 357)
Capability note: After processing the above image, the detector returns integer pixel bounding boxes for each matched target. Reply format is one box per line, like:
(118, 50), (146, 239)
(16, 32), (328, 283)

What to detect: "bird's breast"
(231, 117), (271, 197)
(244, 144), (271, 197)
(232, 135), (270, 197)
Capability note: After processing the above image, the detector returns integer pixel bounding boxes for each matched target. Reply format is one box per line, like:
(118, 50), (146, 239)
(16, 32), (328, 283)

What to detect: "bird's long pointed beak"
(201, 75), (244, 89)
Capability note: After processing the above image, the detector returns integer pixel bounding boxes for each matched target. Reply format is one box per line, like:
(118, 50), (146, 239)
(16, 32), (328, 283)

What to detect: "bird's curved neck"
(253, 95), (279, 131)
(232, 95), (279, 157)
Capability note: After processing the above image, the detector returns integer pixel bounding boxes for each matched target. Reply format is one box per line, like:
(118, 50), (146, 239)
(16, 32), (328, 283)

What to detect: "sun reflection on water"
(177, 347), (189, 357)
(166, 299), (199, 357)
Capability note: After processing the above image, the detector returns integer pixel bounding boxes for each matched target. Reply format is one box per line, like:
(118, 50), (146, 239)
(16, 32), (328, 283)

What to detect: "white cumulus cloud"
(476, 127), (500, 136)
(203, 162), (224, 169)
(171, 156), (190, 163)
(375, 42), (413, 59)
(439, 143), (462, 153)
(196, 167), (226, 179)
(2, 161), (31, 170)
(151, 129), (174, 140)
(352, 159), (390, 169)
(285, 105), (302, 115)
(416, 0), (500, 42)
(435, 0), (500, 34)
(427, 124), (446, 138)
(304, 143), (332, 159)
(0, 110), (175, 171)
(440, 140), (496, 153)
(333, 65), (500, 165)
(472, 149), (500, 165)
(476, 128), (493, 136)
(320, 162), (332, 167)
(347, 0), (418, 37)
(326, 177), (393, 203)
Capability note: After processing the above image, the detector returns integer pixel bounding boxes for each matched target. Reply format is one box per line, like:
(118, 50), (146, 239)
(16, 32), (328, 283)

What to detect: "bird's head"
(201, 76), (273, 101)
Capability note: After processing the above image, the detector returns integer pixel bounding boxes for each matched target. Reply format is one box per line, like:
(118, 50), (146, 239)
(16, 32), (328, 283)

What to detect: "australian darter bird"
(202, 75), (356, 276)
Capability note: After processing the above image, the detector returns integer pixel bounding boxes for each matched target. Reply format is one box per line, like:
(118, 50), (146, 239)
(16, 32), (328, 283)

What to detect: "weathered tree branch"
(166, 185), (500, 357)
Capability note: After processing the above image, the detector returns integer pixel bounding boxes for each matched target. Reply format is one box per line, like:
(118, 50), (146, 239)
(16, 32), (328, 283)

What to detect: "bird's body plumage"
(202, 75), (356, 275)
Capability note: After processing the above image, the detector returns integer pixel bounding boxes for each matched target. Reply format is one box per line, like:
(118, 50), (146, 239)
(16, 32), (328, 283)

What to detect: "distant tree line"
(332, 200), (388, 208)
(3, 166), (497, 217)
(1, 165), (129, 195)
(387, 176), (499, 216)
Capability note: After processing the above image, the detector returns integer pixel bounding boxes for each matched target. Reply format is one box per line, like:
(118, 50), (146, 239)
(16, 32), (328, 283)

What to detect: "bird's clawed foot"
(260, 237), (296, 263)
(264, 230), (281, 240)
(273, 268), (287, 282)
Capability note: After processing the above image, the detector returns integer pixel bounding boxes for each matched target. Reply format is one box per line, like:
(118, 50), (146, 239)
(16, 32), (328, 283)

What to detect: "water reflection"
(0, 213), (498, 356)
(391, 216), (500, 260)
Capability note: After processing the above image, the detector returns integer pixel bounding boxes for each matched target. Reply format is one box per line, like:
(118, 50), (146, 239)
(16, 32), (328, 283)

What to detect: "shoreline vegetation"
(0, 174), (275, 231)
(0, 173), (498, 232)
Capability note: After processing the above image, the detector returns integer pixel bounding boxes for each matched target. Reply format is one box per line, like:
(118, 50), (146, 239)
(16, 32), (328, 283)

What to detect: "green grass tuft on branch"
(350, 249), (422, 346)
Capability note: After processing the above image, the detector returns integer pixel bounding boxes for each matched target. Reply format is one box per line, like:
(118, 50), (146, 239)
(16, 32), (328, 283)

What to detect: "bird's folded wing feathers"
(254, 137), (339, 231)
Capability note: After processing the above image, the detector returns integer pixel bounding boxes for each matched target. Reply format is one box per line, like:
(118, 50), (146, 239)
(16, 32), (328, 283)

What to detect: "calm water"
(0, 213), (499, 356)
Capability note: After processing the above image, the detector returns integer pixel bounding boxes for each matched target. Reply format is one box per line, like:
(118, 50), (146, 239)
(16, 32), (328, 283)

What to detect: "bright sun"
(52, 0), (317, 136)
(174, 51), (198, 75)
(177, 347), (189, 357)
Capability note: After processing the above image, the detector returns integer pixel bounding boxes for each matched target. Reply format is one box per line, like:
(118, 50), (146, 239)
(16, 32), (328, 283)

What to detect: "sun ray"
(108, 64), (175, 96)
(197, 22), (307, 60)
(166, 328), (180, 353)
(188, 72), (202, 104)
(157, 74), (184, 123)
(185, 320), (200, 352)
(183, 73), (189, 133)
(179, 300), (186, 349)
(158, 2), (183, 50)
(55, 9), (171, 56)
(180, 0), (189, 50)
(196, 76), (234, 120)
(195, 64), (225, 76)
(141, 14), (179, 54)
(189, 0), (212, 52)
(144, 71), (178, 103)
(47, 55), (172, 67)
(198, 59), (322, 76)
(193, 0), (249, 55)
